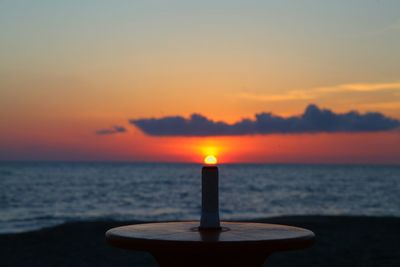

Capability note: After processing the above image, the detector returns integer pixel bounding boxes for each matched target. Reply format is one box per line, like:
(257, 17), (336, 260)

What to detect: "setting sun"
(204, 155), (218, 165)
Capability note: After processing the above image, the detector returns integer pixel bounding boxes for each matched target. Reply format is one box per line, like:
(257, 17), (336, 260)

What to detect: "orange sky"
(2, 123), (399, 164)
(1, 1), (400, 163)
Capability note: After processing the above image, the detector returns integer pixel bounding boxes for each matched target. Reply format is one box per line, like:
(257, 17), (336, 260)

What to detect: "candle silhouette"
(200, 155), (221, 230)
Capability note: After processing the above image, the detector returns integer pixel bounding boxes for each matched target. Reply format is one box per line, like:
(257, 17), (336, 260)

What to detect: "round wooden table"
(106, 221), (315, 267)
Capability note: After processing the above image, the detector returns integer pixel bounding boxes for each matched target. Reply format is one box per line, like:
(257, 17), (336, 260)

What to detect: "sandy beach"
(1, 215), (399, 267)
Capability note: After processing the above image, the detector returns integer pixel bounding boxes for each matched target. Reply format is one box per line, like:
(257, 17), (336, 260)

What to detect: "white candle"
(200, 155), (221, 229)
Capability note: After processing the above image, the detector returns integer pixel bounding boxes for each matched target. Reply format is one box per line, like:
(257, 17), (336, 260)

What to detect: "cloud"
(238, 91), (315, 102)
(96, 125), (126, 135)
(318, 82), (400, 93)
(130, 104), (400, 136)
(237, 81), (400, 102)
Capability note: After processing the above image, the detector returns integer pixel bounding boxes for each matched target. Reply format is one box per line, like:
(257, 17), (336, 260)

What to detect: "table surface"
(106, 221), (315, 253)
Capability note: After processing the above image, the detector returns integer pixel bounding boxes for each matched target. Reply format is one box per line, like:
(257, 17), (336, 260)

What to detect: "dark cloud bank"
(96, 125), (126, 135)
(130, 104), (400, 136)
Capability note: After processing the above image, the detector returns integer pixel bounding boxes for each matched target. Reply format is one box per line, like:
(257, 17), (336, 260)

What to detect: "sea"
(0, 162), (399, 233)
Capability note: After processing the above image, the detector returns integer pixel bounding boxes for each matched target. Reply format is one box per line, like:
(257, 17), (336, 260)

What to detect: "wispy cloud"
(318, 82), (400, 93)
(238, 90), (315, 102)
(237, 81), (400, 102)
(96, 125), (126, 135)
(130, 104), (400, 136)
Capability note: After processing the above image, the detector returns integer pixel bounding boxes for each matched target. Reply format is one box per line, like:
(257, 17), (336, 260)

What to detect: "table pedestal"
(106, 221), (314, 267)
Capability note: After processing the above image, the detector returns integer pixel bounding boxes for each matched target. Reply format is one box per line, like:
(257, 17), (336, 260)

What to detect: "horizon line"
(0, 160), (399, 167)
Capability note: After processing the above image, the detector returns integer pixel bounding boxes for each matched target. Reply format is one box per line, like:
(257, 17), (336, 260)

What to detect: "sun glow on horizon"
(204, 155), (218, 165)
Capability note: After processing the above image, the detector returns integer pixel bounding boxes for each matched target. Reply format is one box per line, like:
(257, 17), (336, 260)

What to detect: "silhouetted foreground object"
(106, 221), (314, 267)
(200, 166), (220, 229)
(2, 216), (400, 267)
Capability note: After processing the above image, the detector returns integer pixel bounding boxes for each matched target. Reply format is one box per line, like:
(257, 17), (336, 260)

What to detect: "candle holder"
(199, 165), (221, 230)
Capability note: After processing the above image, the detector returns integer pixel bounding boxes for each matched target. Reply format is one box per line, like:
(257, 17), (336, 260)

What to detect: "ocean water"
(0, 162), (399, 233)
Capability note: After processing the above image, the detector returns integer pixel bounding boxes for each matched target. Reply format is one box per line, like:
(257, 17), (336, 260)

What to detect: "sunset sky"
(1, 1), (400, 163)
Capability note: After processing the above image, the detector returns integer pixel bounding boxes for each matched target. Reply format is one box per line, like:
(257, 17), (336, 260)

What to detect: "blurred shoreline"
(1, 215), (399, 267)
